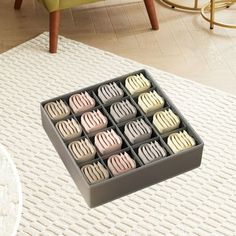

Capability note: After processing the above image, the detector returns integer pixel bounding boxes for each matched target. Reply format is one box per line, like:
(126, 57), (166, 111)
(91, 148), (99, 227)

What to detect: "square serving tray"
(41, 69), (204, 208)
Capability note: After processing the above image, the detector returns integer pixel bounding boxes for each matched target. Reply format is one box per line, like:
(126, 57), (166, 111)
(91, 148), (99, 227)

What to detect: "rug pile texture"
(0, 33), (235, 235)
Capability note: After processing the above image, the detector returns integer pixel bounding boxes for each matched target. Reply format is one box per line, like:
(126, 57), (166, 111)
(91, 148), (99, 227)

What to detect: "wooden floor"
(1, 0), (236, 94)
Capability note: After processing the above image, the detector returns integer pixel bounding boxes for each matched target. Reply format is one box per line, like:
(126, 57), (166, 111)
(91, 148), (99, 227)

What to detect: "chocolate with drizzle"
(56, 118), (82, 140)
(108, 152), (136, 176)
(68, 138), (96, 163)
(98, 82), (124, 104)
(110, 100), (137, 123)
(44, 100), (70, 121)
(124, 118), (152, 144)
(95, 129), (122, 155)
(138, 141), (167, 164)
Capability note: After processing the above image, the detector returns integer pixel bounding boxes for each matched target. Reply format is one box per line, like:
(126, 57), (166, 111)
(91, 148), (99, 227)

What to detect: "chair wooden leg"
(49, 11), (60, 53)
(143, 0), (159, 30)
(14, 0), (23, 9)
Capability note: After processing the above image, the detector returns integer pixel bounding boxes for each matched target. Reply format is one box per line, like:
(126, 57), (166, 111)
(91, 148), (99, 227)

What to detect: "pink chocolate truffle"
(69, 91), (95, 114)
(81, 110), (108, 134)
(95, 129), (122, 155)
(107, 152), (136, 176)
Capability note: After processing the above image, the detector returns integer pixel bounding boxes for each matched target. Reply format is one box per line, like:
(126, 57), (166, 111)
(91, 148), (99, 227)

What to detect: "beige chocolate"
(68, 138), (96, 163)
(55, 118), (82, 140)
(81, 162), (109, 184)
(44, 100), (70, 121)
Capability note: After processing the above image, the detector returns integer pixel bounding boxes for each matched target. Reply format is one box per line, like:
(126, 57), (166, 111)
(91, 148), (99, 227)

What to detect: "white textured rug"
(0, 32), (236, 236)
(0, 144), (22, 236)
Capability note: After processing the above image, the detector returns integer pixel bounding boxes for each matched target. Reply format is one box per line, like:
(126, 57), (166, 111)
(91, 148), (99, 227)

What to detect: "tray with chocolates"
(41, 69), (204, 208)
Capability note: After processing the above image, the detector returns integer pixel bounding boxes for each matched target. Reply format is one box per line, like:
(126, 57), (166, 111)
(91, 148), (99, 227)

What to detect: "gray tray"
(41, 69), (204, 208)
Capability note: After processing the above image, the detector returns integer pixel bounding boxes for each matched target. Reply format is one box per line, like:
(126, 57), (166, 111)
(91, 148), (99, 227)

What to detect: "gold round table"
(201, 0), (236, 29)
(159, 0), (202, 11)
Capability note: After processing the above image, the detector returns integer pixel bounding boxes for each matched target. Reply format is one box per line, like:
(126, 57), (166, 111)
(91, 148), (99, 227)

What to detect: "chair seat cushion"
(39, 0), (103, 12)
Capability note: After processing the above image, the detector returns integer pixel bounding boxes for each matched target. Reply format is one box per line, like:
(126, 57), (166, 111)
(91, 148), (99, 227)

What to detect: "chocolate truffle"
(167, 130), (196, 153)
(153, 109), (180, 134)
(124, 119), (152, 144)
(81, 110), (108, 134)
(125, 73), (151, 95)
(98, 82), (124, 104)
(81, 162), (109, 184)
(138, 141), (167, 164)
(55, 118), (82, 140)
(138, 90), (164, 114)
(68, 138), (96, 163)
(44, 100), (70, 121)
(95, 129), (122, 155)
(107, 152), (136, 176)
(69, 91), (95, 114)
(110, 100), (137, 123)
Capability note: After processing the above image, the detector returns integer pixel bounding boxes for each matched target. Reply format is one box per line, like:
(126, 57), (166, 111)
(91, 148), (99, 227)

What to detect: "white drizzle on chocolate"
(81, 162), (109, 184)
(110, 100), (137, 123)
(44, 100), (70, 121)
(138, 90), (164, 113)
(68, 138), (96, 163)
(125, 73), (151, 95)
(95, 129), (122, 155)
(98, 82), (124, 104)
(107, 152), (136, 176)
(81, 110), (108, 133)
(167, 130), (196, 153)
(153, 109), (180, 134)
(124, 119), (152, 144)
(56, 118), (82, 140)
(69, 92), (95, 114)
(138, 141), (166, 164)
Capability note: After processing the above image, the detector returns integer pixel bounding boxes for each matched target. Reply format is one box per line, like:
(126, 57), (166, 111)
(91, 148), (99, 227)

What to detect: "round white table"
(0, 144), (22, 236)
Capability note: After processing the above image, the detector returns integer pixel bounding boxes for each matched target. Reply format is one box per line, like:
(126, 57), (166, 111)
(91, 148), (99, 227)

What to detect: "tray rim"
(40, 68), (204, 189)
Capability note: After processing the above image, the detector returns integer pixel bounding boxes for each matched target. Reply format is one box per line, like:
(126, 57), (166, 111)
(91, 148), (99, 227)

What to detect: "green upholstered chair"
(14, 0), (159, 53)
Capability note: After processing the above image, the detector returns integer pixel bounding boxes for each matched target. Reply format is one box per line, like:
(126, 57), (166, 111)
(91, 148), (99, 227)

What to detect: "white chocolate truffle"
(125, 73), (151, 95)
(138, 90), (164, 114)
(167, 130), (196, 153)
(153, 109), (180, 134)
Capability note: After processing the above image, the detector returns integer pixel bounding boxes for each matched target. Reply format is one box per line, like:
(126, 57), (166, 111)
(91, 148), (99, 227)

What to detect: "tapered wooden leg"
(14, 0), (23, 9)
(49, 11), (60, 53)
(144, 0), (159, 30)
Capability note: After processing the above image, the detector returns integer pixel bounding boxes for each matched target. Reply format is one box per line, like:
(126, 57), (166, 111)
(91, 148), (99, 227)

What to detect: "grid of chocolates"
(43, 73), (198, 185)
